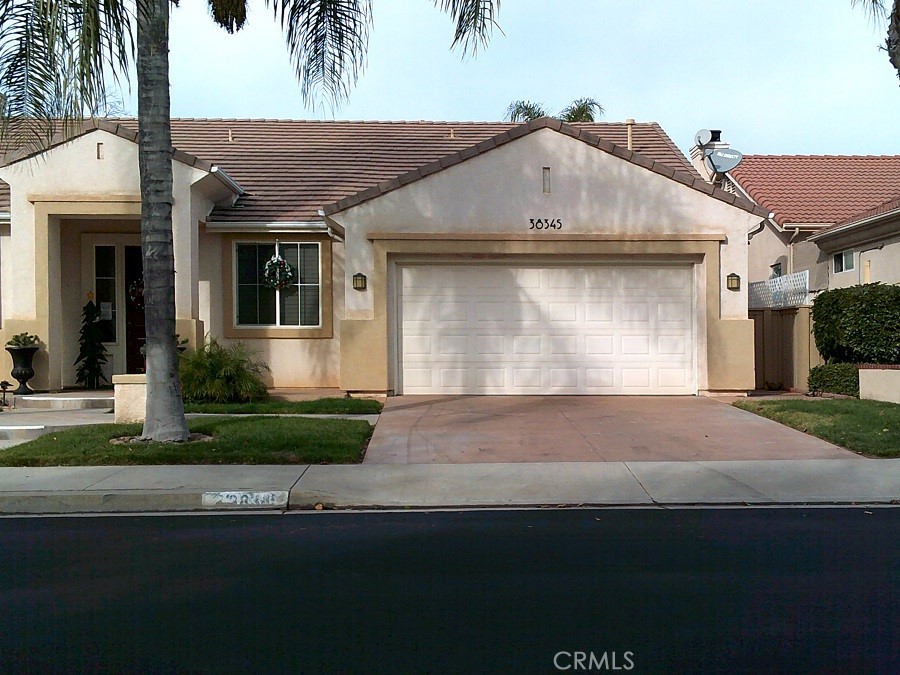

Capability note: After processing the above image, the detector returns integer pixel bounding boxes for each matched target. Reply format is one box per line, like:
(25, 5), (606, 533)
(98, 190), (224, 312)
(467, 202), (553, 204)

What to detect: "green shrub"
(179, 339), (269, 403)
(811, 284), (900, 364)
(807, 363), (859, 397)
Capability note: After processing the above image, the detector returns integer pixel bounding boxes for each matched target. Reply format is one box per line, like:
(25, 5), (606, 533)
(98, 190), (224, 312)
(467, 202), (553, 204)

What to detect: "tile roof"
(0, 118), (701, 223)
(729, 155), (900, 226)
(324, 117), (768, 218)
(839, 192), (900, 226)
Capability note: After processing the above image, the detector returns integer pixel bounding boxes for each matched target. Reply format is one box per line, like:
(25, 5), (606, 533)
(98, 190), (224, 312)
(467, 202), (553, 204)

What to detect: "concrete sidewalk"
(0, 459), (897, 514)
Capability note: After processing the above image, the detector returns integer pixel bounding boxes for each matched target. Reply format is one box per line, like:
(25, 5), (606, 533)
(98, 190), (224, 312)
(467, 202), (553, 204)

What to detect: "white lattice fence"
(749, 270), (811, 309)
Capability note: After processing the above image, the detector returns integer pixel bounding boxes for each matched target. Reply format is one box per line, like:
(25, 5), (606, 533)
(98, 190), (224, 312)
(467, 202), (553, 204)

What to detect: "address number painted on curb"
(202, 491), (289, 508)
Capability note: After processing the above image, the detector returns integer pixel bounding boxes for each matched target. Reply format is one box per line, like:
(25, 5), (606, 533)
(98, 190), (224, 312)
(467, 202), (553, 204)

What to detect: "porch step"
(15, 394), (114, 411)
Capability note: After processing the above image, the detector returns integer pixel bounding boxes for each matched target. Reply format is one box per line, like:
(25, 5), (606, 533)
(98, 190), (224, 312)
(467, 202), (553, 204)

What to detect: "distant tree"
(558, 97), (604, 122)
(854, 0), (900, 79)
(505, 97), (604, 122)
(505, 99), (549, 122)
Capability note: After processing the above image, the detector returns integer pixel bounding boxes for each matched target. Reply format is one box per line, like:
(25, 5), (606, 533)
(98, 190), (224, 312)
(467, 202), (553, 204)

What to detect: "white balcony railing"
(749, 270), (811, 309)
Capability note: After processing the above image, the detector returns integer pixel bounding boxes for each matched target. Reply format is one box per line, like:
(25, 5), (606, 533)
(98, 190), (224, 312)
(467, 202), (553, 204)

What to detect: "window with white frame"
(833, 250), (854, 274)
(235, 242), (320, 327)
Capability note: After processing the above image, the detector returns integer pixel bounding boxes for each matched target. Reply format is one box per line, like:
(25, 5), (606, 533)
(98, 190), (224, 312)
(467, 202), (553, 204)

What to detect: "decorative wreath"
(128, 277), (145, 308)
(263, 254), (295, 290)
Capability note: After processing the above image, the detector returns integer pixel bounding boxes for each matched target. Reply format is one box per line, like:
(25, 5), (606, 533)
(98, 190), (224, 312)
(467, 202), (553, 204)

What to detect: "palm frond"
(558, 97), (604, 123)
(208, 0), (248, 34)
(853, 0), (900, 80)
(265, 0), (373, 106)
(0, 0), (134, 151)
(505, 99), (547, 122)
(433, 0), (502, 55)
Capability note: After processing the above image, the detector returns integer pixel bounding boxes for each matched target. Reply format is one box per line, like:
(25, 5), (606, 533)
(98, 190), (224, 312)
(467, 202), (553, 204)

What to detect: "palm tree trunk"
(136, 0), (190, 441)
(890, 1), (900, 77)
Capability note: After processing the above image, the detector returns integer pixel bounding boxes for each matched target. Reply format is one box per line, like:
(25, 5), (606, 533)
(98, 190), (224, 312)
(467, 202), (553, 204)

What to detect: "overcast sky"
(134, 0), (900, 157)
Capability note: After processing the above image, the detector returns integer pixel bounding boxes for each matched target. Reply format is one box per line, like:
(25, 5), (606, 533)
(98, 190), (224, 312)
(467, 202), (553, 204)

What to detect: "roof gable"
(0, 119), (217, 172)
(323, 118), (768, 218)
(730, 155), (900, 226)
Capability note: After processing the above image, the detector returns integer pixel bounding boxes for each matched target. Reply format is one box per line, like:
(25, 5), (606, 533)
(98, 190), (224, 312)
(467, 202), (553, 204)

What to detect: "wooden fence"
(749, 307), (823, 392)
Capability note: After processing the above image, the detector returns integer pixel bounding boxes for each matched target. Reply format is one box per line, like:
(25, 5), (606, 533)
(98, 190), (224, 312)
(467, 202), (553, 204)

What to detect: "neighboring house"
(0, 117), (768, 396)
(807, 194), (900, 289)
(714, 151), (900, 291)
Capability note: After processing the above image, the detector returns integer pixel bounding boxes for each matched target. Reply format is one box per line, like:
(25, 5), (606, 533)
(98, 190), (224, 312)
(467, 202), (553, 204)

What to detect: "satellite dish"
(694, 129), (713, 147)
(705, 148), (744, 173)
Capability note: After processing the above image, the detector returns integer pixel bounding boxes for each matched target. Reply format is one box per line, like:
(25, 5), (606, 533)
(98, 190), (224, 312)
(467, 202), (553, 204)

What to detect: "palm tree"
(0, 0), (502, 441)
(853, 1), (900, 79)
(505, 97), (604, 123)
(505, 99), (549, 122)
(558, 97), (603, 122)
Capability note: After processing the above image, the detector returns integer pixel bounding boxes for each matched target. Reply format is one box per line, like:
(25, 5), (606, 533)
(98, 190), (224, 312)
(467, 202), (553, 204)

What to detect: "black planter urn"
(6, 345), (39, 395)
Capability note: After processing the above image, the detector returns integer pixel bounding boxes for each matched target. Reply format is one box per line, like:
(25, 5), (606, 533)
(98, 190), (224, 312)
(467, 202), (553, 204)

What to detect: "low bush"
(179, 339), (269, 403)
(812, 284), (900, 364)
(807, 363), (859, 397)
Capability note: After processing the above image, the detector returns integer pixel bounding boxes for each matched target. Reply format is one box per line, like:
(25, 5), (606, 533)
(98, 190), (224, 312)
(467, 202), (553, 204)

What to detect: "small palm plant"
(179, 339), (269, 404)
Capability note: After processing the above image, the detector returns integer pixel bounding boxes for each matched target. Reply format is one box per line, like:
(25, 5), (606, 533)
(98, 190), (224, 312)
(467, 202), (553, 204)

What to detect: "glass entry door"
(81, 235), (144, 377)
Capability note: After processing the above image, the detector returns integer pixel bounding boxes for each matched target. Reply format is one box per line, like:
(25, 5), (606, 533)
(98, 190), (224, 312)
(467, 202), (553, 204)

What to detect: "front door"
(81, 235), (143, 378)
(124, 246), (146, 373)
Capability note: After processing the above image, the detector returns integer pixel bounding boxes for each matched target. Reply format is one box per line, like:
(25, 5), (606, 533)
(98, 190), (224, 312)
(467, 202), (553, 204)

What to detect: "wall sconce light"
(726, 273), (741, 291)
(352, 273), (367, 291)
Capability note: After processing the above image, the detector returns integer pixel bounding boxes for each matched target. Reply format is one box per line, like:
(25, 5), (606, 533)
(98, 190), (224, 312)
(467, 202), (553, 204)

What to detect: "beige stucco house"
(0, 117), (768, 396)
(693, 145), (900, 290)
(808, 194), (900, 289)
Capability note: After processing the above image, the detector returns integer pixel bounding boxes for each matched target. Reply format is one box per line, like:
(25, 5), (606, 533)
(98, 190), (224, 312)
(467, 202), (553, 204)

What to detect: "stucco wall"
(329, 128), (760, 393)
(198, 226), (343, 388)
(0, 130), (210, 389)
(792, 238), (829, 291)
(748, 221), (788, 283)
(828, 234), (900, 289)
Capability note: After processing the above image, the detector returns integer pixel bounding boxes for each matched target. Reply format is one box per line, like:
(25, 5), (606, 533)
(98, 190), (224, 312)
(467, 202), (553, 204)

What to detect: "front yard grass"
(183, 397), (383, 415)
(734, 398), (900, 458)
(0, 416), (372, 466)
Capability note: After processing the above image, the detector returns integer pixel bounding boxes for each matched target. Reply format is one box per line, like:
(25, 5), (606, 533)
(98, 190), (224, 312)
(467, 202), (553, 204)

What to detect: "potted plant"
(5, 332), (41, 395)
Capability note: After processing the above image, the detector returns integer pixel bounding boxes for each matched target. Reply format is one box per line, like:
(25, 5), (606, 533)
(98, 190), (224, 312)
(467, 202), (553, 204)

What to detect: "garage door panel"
(399, 265), (695, 395)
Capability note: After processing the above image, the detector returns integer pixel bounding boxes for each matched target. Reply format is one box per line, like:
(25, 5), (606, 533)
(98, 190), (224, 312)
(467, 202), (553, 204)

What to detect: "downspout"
(747, 213), (775, 243)
(788, 228), (800, 275)
(857, 243), (885, 285)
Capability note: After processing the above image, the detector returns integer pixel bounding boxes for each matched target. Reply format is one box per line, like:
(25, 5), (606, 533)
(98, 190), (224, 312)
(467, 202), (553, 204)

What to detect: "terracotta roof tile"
(730, 155), (900, 226)
(0, 118), (700, 222)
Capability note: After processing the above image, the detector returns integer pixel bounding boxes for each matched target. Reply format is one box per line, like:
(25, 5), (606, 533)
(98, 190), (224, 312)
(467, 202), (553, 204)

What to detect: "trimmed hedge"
(811, 283), (900, 364)
(807, 363), (860, 397)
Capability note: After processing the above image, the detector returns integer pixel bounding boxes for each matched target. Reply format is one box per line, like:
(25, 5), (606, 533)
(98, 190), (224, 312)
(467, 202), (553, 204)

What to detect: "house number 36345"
(529, 218), (563, 230)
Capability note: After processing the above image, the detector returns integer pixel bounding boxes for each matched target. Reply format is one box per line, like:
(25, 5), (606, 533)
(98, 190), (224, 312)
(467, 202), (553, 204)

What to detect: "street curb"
(0, 490), (289, 515)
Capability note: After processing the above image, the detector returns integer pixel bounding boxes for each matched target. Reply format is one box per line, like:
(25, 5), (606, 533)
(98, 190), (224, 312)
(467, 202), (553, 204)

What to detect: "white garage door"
(398, 264), (695, 395)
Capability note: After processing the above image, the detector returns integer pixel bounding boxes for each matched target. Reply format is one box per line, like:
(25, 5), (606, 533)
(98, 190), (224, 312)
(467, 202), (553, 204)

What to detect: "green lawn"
(0, 416), (373, 466)
(734, 398), (900, 458)
(183, 397), (383, 415)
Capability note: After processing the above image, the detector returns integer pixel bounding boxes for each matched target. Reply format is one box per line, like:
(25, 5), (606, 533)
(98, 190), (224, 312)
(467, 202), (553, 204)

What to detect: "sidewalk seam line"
(623, 462), (658, 505)
(288, 465), (311, 493)
(696, 463), (775, 502)
(82, 467), (128, 490)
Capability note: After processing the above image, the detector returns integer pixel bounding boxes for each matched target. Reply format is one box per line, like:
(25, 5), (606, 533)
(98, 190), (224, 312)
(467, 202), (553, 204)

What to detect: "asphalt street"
(0, 508), (897, 673)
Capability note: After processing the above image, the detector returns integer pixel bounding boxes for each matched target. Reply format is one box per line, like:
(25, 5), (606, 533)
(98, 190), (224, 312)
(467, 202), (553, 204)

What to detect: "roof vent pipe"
(626, 118), (634, 150)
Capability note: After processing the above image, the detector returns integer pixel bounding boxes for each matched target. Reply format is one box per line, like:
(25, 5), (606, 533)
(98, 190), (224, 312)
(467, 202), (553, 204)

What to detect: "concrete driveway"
(364, 396), (858, 464)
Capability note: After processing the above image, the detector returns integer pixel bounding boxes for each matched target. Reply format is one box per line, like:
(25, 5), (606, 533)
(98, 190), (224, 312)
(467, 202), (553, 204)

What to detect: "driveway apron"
(363, 396), (857, 464)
